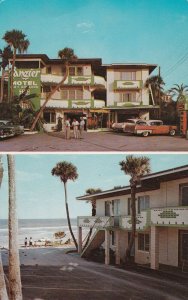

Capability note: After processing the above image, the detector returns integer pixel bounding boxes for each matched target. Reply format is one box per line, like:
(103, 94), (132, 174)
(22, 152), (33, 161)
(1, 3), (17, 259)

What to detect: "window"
(46, 67), (51, 74)
(42, 86), (51, 93)
(105, 201), (111, 217)
(61, 90), (83, 100)
(138, 233), (149, 251)
(138, 195), (150, 214)
(120, 71), (136, 80)
(69, 66), (83, 76)
(43, 112), (56, 123)
(180, 184), (188, 206)
(119, 92), (137, 102)
(111, 231), (115, 246)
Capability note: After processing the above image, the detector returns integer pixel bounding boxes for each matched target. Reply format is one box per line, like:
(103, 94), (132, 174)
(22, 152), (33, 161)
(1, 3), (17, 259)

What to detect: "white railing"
(120, 211), (149, 230)
(78, 216), (114, 228)
(41, 74), (67, 84)
(150, 207), (188, 226)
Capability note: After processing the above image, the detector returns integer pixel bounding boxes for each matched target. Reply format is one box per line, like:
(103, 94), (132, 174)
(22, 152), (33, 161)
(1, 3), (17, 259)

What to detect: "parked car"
(112, 122), (127, 132)
(123, 119), (177, 137)
(0, 120), (24, 139)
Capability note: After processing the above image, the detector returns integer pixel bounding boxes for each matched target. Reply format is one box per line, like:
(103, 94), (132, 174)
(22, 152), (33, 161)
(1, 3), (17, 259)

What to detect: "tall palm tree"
(30, 47), (77, 131)
(145, 75), (165, 104)
(0, 45), (13, 102)
(169, 84), (188, 104)
(52, 161), (78, 250)
(7, 155), (22, 300)
(3, 29), (30, 101)
(0, 155), (9, 300)
(119, 155), (151, 262)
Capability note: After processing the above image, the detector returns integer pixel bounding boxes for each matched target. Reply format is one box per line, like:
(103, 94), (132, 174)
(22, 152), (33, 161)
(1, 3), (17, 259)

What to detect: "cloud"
(76, 22), (95, 33)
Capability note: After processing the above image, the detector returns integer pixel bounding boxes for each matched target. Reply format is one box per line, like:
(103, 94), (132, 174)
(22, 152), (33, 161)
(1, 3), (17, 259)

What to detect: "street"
(2, 248), (188, 300)
(0, 131), (188, 152)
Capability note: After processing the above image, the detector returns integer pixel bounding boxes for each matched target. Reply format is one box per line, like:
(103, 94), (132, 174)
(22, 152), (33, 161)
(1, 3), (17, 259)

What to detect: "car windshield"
(149, 121), (163, 126)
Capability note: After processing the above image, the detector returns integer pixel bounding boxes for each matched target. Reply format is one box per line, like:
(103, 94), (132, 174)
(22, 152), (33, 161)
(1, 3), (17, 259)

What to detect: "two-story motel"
(77, 165), (188, 270)
(9, 54), (158, 130)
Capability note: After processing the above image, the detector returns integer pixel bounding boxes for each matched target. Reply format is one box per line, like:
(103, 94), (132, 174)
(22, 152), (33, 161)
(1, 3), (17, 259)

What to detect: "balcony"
(78, 216), (114, 229)
(150, 207), (188, 227)
(41, 74), (65, 84)
(41, 97), (105, 109)
(120, 211), (149, 231)
(114, 80), (142, 90)
(68, 75), (106, 87)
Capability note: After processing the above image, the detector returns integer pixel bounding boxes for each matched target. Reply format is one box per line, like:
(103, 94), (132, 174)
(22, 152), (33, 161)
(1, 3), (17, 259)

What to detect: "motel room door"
(179, 231), (188, 266)
(112, 199), (120, 227)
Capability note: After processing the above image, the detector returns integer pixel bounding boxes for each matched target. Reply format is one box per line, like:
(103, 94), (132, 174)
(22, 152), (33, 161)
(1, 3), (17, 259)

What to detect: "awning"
(90, 109), (109, 113)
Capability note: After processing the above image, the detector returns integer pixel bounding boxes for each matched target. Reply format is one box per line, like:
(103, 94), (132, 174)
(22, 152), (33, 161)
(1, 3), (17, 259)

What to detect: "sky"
(0, 0), (188, 89)
(0, 153), (188, 219)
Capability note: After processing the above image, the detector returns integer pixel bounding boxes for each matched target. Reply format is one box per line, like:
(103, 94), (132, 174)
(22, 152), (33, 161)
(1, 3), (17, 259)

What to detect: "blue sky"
(0, 0), (188, 89)
(0, 153), (188, 219)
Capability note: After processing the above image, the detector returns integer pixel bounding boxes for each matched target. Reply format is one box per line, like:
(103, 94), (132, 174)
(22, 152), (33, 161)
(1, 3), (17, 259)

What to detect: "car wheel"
(142, 131), (149, 137)
(169, 129), (176, 136)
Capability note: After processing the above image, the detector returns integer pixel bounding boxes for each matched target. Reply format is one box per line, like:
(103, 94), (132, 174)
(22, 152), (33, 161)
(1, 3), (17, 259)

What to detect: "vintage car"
(112, 122), (127, 132)
(123, 119), (177, 137)
(0, 120), (24, 139)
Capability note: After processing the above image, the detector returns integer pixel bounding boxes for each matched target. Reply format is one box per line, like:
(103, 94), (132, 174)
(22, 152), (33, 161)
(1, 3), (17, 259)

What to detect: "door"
(105, 201), (111, 217)
(179, 231), (188, 266)
(180, 184), (188, 206)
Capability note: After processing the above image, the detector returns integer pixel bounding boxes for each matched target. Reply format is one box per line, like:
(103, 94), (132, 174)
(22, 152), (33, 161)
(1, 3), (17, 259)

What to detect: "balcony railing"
(150, 207), (188, 226)
(114, 80), (142, 90)
(120, 211), (149, 231)
(78, 216), (114, 229)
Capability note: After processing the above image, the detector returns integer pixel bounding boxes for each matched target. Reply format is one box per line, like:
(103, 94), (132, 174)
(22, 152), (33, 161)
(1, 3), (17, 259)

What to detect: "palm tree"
(30, 47), (77, 131)
(169, 84), (188, 104)
(3, 29), (30, 100)
(119, 155), (151, 262)
(0, 155), (9, 300)
(85, 188), (102, 216)
(145, 75), (165, 104)
(7, 155), (22, 300)
(52, 161), (78, 250)
(0, 45), (13, 102)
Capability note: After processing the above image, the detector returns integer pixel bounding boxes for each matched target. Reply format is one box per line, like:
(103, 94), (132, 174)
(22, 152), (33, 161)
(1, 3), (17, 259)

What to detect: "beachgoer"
(79, 117), (85, 139)
(24, 237), (28, 247)
(65, 118), (71, 139)
(29, 237), (33, 247)
(72, 118), (80, 139)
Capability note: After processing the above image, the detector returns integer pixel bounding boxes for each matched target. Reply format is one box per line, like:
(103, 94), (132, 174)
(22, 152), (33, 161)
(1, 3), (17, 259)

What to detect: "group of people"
(64, 117), (85, 140)
(24, 237), (33, 247)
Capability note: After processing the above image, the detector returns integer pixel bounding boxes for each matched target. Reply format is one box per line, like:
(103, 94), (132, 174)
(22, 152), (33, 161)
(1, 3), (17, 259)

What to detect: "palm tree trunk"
(10, 48), (16, 101)
(63, 182), (78, 250)
(30, 62), (69, 131)
(125, 180), (136, 262)
(0, 254), (8, 300)
(0, 69), (5, 103)
(7, 155), (22, 300)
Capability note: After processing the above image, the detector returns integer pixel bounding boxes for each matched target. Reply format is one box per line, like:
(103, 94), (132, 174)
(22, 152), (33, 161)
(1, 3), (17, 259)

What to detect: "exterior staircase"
(81, 229), (105, 258)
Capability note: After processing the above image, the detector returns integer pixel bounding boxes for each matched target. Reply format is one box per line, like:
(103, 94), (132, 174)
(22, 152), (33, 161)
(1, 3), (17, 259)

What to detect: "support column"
(115, 230), (121, 265)
(105, 229), (110, 265)
(78, 226), (82, 254)
(150, 226), (159, 270)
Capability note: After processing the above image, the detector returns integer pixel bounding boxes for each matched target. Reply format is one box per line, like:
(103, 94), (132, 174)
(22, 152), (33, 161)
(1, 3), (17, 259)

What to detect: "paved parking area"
(2, 248), (188, 300)
(0, 131), (188, 152)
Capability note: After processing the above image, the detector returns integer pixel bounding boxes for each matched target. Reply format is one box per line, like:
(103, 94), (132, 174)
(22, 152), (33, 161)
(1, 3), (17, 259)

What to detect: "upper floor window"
(179, 184), (188, 206)
(138, 233), (149, 252)
(138, 195), (150, 214)
(62, 90), (83, 100)
(46, 66), (51, 74)
(119, 92), (137, 102)
(69, 66), (83, 76)
(120, 71), (136, 81)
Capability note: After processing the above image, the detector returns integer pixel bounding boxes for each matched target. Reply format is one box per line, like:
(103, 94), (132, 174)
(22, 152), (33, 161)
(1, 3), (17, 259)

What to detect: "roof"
(77, 165), (188, 201)
(103, 63), (157, 74)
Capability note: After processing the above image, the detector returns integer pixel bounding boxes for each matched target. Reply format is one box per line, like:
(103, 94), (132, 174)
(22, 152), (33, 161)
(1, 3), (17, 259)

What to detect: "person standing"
(65, 118), (71, 139)
(72, 118), (79, 139)
(29, 237), (33, 247)
(79, 117), (85, 139)
(24, 237), (28, 247)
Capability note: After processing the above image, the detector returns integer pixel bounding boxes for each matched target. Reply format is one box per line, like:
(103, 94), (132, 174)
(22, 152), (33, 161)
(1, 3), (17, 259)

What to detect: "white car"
(112, 122), (127, 132)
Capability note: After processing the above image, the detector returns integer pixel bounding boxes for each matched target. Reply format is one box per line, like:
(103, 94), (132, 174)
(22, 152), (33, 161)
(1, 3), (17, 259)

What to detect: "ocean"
(0, 219), (80, 248)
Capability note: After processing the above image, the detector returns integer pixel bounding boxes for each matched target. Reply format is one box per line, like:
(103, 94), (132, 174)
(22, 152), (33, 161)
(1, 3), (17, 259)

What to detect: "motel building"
(77, 165), (188, 270)
(9, 54), (158, 131)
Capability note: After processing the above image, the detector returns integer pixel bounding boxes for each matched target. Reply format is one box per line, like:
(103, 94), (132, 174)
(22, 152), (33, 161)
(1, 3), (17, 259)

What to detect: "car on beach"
(122, 119), (177, 137)
(0, 120), (24, 139)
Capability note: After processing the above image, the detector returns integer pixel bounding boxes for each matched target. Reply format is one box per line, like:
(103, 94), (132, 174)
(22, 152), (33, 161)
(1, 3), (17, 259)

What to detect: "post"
(78, 226), (82, 254)
(115, 230), (121, 265)
(150, 226), (159, 270)
(105, 229), (110, 265)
